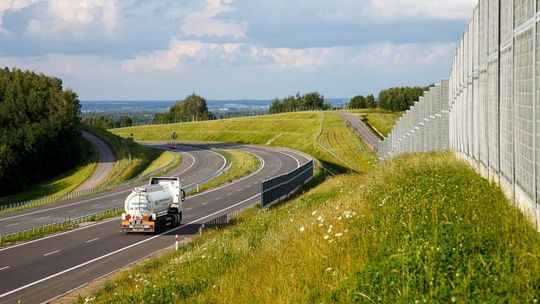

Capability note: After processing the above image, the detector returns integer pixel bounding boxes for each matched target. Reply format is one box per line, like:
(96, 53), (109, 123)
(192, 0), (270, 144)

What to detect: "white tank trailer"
(121, 177), (185, 233)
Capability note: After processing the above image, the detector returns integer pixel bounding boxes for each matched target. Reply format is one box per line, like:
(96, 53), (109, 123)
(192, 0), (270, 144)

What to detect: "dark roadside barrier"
(260, 160), (314, 208)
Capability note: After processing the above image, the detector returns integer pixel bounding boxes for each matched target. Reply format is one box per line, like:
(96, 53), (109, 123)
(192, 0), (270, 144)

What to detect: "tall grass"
(362, 111), (402, 137)
(79, 152), (540, 303)
(83, 125), (162, 183)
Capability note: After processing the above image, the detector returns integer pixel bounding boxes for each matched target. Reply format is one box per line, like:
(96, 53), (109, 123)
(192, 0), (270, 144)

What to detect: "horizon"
(0, 0), (476, 100)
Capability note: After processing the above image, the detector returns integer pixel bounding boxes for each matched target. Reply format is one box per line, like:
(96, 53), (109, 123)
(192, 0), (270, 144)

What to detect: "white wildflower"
(299, 226), (305, 232)
(323, 235), (329, 240)
(335, 233), (343, 238)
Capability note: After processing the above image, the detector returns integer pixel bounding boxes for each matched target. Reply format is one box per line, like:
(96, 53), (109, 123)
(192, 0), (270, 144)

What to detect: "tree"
(377, 86), (428, 111)
(0, 67), (82, 195)
(349, 95), (367, 109)
(268, 91), (327, 113)
(366, 94), (376, 108)
(153, 93), (214, 124)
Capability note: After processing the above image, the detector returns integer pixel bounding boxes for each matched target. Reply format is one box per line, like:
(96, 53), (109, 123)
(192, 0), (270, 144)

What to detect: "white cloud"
(364, 0), (477, 20)
(26, 0), (124, 38)
(0, 0), (44, 34)
(182, 0), (246, 38)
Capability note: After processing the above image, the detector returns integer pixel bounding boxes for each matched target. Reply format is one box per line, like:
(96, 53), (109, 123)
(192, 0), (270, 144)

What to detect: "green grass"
(2, 137), (97, 204)
(188, 148), (260, 195)
(361, 111), (402, 137)
(139, 151), (181, 177)
(79, 152), (540, 303)
(83, 125), (162, 183)
(111, 112), (377, 174)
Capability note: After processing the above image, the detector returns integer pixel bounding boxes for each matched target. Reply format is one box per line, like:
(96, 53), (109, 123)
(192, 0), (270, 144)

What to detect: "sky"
(0, 0), (477, 100)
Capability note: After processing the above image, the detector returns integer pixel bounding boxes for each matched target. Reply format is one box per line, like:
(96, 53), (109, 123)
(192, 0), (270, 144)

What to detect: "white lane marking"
(183, 149), (227, 189)
(215, 197), (221, 201)
(43, 250), (61, 257)
(237, 189), (242, 192)
(111, 199), (118, 202)
(38, 216), (50, 220)
(227, 193), (232, 196)
(5, 223), (19, 227)
(0, 192), (261, 300)
(0, 146), (197, 223)
(186, 150), (265, 199)
(0, 266), (10, 271)
(0, 218), (117, 253)
(85, 238), (100, 243)
(67, 209), (77, 213)
(91, 204), (101, 207)
(186, 207), (193, 211)
(201, 202), (208, 205)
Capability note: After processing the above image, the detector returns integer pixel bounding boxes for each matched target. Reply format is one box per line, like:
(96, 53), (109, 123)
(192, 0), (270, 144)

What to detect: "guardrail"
(0, 151), (180, 216)
(260, 160), (314, 208)
(0, 206), (123, 244)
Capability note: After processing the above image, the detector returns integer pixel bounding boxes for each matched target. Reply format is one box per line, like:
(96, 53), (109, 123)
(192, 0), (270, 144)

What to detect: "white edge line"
(0, 266), (10, 271)
(0, 148), (195, 223)
(0, 218), (118, 252)
(182, 148), (227, 189)
(0, 192), (261, 299)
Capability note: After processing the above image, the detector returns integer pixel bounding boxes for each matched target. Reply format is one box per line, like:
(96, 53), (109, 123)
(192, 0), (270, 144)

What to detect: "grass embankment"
(361, 111), (402, 137)
(80, 153), (540, 303)
(188, 148), (260, 195)
(3, 138), (97, 204)
(83, 126), (164, 183)
(111, 112), (377, 174)
(139, 151), (181, 177)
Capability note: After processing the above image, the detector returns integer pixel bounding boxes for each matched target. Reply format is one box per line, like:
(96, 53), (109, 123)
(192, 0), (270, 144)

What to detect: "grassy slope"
(84, 125), (162, 183)
(188, 148), (260, 195)
(3, 137), (97, 203)
(111, 112), (376, 174)
(83, 153), (540, 303)
(362, 111), (402, 137)
(139, 151), (180, 177)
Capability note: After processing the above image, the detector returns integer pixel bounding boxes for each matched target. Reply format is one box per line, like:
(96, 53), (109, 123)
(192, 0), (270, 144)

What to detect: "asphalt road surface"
(0, 144), (311, 303)
(0, 144), (227, 235)
(74, 131), (117, 192)
(335, 112), (380, 150)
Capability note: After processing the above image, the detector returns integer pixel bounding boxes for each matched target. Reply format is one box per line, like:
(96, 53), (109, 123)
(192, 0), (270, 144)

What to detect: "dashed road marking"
(186, 207), (193, 211)
(38, 216), (50, 220)
(215, 197), (221, 201)
(67, 209), (77, 213)
(227, 193), (232, 196)
(0, 266), (10, 271)
(43, 250), (61, 257)
(85, 238), (100, 243)
(5, 223), (19, 228)
(202, 202), (208, 205)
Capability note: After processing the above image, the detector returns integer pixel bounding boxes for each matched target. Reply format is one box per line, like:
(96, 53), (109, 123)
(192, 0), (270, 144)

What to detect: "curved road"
(0, 145), (227, 235)
(74, 131), (117, 192)
(0, 144), (310, 303)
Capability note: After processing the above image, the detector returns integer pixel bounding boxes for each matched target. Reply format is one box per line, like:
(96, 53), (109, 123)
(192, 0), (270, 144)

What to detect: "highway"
(335, 112), (381, 150)
(74, 131), (117, 192)
(0, 144), (311, 303)
(0, 145), (227, 235)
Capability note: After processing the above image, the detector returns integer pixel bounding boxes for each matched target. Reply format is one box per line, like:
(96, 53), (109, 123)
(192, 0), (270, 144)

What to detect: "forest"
(0, 68), (83, 195)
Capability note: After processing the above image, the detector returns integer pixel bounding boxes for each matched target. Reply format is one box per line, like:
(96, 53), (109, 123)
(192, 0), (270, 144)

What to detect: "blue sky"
(0, 0), (476, 100)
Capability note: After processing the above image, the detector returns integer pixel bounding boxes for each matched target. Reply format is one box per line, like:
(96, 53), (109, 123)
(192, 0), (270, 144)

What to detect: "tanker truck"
(121, 177), (185, 233)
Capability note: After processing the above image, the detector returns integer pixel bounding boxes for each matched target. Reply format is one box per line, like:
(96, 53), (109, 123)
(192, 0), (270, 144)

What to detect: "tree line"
(153, 94), (214, 124)
(82, 115), (133, 129)
(268, 92), (332, 114)
(0, 68), (82, 195)
(348, 86), (431, 112)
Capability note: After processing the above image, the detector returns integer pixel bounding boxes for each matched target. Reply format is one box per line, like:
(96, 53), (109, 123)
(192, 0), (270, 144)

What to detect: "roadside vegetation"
(139, 151), (181, 177)
(0, 68), (84, 197)
(188, 148), (260, 195)
(83, 125), (163, 183)
(80, 152), (540, 303)
(2, 138), (97, 204)
(111, 112), (377, 174)
(361, 111), (402, 137)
